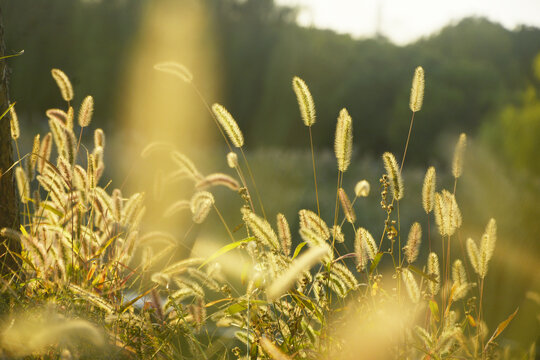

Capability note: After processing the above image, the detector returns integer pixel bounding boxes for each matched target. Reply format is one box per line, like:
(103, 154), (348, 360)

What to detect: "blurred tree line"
(3, 0), (540, 166)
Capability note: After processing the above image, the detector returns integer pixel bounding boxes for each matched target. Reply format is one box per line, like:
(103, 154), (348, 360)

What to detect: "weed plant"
(0, 64), (534, 359)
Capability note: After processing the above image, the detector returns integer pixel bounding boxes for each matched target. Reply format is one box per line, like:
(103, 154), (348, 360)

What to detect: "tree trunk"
(0, 6), (21, 277)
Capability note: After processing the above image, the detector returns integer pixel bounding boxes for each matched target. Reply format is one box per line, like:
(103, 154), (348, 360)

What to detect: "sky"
(276, 0), (540, 45)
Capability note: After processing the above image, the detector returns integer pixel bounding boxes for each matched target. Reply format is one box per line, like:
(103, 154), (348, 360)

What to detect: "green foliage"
(482, 54), (540, 176)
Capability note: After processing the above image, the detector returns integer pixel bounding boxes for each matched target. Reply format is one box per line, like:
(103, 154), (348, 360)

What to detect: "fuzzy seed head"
(51, 68), (74, 102)
(479, 218), (496, 278)
(163, 200), (190, 218)
(382, 152), (404, 200)
(427, 252), (441, 296)
(298, 209), (330, 240)
(170, 151), (202, 180)
(402, 268), (420, 303)
(452, 259), (467, 287)
(335, 108), (353, 172)
(78, 95), (94, 127)
(226, 152), (238, 168)
(442, 190), (461, 236)
(404, 222), (422, 264)
(354, 229), (368, 271)
(87, 153), (96, 189)
(452, 133), (467, 178)
(358, 227), (377, 261)
(29, 134), (40, 172)
(452, 259), (471, 300)
(242, 208), (280, 250)
(276, 213), (292, 256)
(190, 191), (214, 224)
(409, 66), (425, 112)
(354, 180), (370, 197)
(154, 62), (193, 83)
(196, 173), (240, 191)
(422, 166), (436, 214)
(266, 244), (328, 301)
(37, 133), (52, 174)
(466, 237), (481, 277)
(15, 167), (30, 203)
(94, 128), (105, 149)
(260, 337), (291, 360)
(433, 192), (446, 236)
(211, 103), (244, 148)
(481, 218), (496, 261)
(46, 108), (69, 126)
(292, 76), (316, 126)
(66, 106), (74, 129)
(9, 105), (19, 140)
(338, 188), (356, 223)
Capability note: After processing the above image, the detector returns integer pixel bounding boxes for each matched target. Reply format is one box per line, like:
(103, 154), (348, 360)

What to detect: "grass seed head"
(190, 191), (214, 224)
(404, 222), (422, 264)
(338, 188), (356, 223)
(335, 108), (353, 172)
(277, 213), (292, 256)
(242, 207), (280, 249)
(226, 151), (238, 168)
(78, 95), (94, 127)
(292, 76), (316, 126)
(402, 268), (420, 303)
(422, 166), (436, 214)
(409, 66), (425, 112)
(354, 180), (370, 197)
(9, 104), (19, 140)
(382, 152), (404, 200)
(154, 61), (193, 83)
(51, 68), (74, 102)
(15, 166), (30, 203)
(212, 103), (244, 148)
(427, 252), (441, 296)
(452, 133), (467, 178)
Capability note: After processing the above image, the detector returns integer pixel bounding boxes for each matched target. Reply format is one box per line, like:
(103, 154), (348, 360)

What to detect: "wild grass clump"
(0, 65), (533, 360)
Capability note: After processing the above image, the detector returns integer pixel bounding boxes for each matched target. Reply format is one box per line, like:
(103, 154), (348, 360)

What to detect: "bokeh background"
(2, 0), (539, 351)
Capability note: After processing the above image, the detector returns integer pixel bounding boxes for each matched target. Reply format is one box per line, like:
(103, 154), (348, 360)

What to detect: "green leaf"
(484, 307), (519, 350)
(19, 225), (29, 237)
(0, 102), (16, 121)
(199, 237), (255, 269)
(227, 303), (247, 315)
(0, 50), (24, 60)
(94, 233), (122, 257)
(369, 252), (383, 274)
(42, 203), (63, 217)
(292, 242), (307, 259)
(409, 265), (438, 283)
(429, 300), (439, 322)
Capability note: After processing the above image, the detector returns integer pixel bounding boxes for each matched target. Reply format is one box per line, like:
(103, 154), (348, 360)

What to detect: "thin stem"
(191, 82), (260, 218)
(400, 111), (416, 174)
(308, 126), (321, 217)
(396, 201), (403, 307)
(240, 148), (266, 219)
(212, 204), (235, 243)
(331, 170), (342, 249)
(233, 161), (255, 212)
(76, 126), (84, 162)
(427, 213), (431, 253)
(191, 83), (233, 153)
(477, 276), (485, 358)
